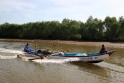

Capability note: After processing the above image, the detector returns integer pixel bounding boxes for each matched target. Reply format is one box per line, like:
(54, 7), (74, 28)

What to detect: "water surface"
(0, 40), (124, 83)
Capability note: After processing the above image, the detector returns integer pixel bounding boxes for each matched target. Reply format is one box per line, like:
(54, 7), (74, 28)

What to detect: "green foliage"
(0, 16), (124, 41)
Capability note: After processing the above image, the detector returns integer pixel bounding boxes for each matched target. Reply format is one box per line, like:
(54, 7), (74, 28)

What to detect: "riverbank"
(58, 40), (124, 48)
(0, 39), (124, 48)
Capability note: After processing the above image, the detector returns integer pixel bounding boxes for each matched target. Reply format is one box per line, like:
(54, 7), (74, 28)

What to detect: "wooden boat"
(17, 49), (51, 60)
(17, 54), (42, 60)
(17, 50), (116, 63)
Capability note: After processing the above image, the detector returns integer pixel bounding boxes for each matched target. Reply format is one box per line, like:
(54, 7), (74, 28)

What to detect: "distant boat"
(17, 50), (116, 63)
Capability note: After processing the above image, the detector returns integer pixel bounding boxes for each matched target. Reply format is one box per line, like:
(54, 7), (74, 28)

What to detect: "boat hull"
(46, 53), (109, 63)
(17, 50), (116, 63)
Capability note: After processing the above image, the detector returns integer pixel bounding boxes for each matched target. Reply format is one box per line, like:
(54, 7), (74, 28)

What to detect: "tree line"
(0, 16), (124, 42)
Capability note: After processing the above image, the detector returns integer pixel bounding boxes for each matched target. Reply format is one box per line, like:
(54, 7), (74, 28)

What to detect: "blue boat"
(17, 50), (116, 63)
(46, 50), (116, 63)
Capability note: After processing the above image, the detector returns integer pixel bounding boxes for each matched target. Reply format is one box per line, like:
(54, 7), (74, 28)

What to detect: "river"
(0, 39), (124, 83)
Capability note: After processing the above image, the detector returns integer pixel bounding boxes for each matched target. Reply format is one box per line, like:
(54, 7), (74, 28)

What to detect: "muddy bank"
(57, 40), (124, 48)
(0, 39), (124, 48)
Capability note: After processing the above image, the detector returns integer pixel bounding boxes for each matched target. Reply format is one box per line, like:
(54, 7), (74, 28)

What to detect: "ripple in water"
(96, 62), (124, 73)
(0, 48), (24, 59)
(0, 48), (24, 54)
(0, 55), (17, 59)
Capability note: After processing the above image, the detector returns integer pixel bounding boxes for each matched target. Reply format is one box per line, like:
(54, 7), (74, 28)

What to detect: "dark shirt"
(100, 47), (106, 53)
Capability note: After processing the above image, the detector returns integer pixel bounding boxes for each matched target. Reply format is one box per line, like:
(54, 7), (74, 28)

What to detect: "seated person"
(99, 45), (107, 54)
(24, 43), (31, 52)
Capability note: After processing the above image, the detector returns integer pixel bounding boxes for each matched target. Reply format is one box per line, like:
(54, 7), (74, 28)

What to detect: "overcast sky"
(0, 0), (124, 24)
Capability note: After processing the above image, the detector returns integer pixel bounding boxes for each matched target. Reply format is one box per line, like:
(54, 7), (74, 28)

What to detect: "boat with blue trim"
(17, 50), (116, 63)
(48, 50), (116, 63)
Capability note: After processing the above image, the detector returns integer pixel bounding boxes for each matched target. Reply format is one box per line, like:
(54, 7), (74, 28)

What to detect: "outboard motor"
(37, 50), (42, 53)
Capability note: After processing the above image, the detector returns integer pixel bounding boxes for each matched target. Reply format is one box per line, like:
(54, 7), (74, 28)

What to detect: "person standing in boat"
(24, 43), (31, 52)
(100, 44), (107, 54)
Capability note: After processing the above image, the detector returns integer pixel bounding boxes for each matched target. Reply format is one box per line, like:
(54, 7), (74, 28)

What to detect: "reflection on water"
(105, 48), (124, 67)
(69, 61), (108, 77)
(0, 40), (124, 83)
(69, 62), (112, 82)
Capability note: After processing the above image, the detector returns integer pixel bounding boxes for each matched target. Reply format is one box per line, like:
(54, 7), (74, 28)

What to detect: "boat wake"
(33, 58), (80, 63)
(0, 55), (17, 59)
(0, 48), (24, 59)
(96, 62), (124, 73)
(0, 48), (24, 54)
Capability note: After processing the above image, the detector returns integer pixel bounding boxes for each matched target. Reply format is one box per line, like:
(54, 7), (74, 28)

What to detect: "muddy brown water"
(0, 39), (124, 83)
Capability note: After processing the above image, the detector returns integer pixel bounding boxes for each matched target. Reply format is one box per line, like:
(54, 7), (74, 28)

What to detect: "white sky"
(0, 0), (124, 24)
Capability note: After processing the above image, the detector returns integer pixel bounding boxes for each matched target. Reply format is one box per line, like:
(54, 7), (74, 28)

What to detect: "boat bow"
(106, 50), (116, 56)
